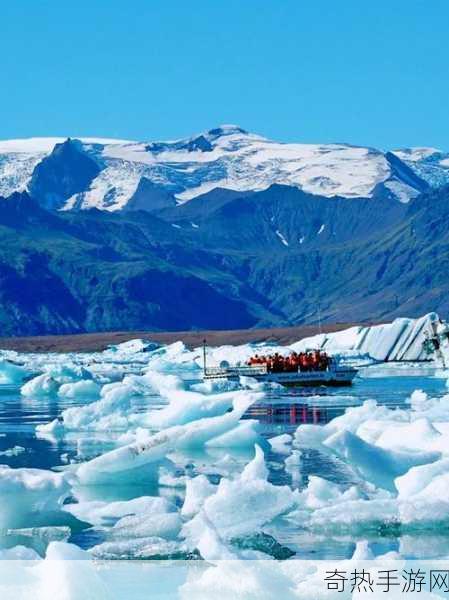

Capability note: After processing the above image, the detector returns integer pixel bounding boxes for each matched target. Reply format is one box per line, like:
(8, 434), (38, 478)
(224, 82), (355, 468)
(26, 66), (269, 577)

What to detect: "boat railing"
(204, 365), (268, 377)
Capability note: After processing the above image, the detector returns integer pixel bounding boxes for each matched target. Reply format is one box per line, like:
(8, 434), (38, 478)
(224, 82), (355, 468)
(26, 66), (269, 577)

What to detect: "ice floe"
(3, 313), (449, 569)
(0, 466), (70, 529)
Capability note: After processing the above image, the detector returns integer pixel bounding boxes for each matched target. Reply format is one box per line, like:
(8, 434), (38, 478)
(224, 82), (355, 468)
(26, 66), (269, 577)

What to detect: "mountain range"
(0, 126), (448, 336)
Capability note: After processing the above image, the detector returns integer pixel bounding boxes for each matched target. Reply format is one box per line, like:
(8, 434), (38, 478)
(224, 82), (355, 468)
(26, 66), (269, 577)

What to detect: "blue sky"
(1, 0), (448, 149)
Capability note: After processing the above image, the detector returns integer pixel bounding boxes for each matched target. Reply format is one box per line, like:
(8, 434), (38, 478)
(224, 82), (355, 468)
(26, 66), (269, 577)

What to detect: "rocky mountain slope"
(0, 180), (447, 335)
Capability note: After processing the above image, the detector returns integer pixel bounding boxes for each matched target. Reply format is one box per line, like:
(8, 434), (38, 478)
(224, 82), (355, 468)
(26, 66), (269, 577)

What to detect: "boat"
(201, 342), (358, 387)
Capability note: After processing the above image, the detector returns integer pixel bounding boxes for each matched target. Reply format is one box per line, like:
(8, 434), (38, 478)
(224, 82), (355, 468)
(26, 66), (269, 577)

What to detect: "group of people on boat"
(246, 350), (330, 373)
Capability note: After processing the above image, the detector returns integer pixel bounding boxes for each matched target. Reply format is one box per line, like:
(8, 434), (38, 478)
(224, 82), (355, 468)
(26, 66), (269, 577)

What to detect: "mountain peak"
(206, 124), (248, 138)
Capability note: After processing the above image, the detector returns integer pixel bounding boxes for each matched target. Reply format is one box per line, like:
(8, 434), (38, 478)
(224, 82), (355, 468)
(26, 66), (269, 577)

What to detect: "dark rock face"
(385, 152), (430, 193)
(125, 178), (177, 212)
(0, 185), (448, 336)
(28, 138), (100, 209)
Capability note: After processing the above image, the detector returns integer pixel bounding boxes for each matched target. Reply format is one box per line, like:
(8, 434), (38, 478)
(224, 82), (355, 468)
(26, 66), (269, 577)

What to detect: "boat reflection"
(244, 402), (339, 426)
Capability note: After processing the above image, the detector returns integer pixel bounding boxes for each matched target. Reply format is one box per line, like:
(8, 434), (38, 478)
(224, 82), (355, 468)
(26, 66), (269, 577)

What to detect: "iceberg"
(57, 380), (100, 399)
(0, 359), (28, 385)
(323, 429), (440, 492)
(75, 395), (260, 485)
(65, 495), (177, 527)
(145, 388), (238, 429)
(182, 446), (298, 542)
(21, 374), (60, 397)
(0, 466), (70, 529)
(291, 313), (440, 361)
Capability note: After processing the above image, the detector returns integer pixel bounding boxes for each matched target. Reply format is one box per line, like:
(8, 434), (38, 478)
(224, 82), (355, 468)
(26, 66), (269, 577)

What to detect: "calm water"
(0, 372), (447, 559)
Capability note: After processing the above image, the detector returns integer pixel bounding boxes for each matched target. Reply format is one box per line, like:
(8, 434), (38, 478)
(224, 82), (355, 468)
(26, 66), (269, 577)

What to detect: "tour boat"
(201, 343), (358, 387)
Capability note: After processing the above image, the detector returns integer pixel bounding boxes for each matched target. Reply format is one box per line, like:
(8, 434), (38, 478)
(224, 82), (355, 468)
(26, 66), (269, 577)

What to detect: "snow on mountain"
(392, 147), (449, 189)
(0, 126), (441, 211)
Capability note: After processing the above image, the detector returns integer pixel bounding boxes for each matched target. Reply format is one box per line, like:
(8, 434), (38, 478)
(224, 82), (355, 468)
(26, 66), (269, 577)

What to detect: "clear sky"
(1, 0), (448, 149)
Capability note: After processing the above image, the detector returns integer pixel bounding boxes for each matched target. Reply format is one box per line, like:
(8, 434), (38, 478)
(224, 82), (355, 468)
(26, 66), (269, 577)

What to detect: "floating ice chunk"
(0, 545), (41, 560)
(285, 449), (302, 469)
(293, 423), (329, 448)
(285, 450), (302, 486)
(8, 525), (71, 545)
(144, 341), (195, 372)
(182, 513), (238, 561)
(0, 359), (28, 385)
(90, 537), (190, 560)
(205, 419), (265, 449)
(268, 434), (292, 454)
(241, 444), (269, 481)
(352, 540), (375, 560)
(0, 445), (25, 457)
(142, 370), (185, 396)
(0, 465), (70, 529)
(190, 379), (241, 394)
(36, 418), (64, 437)
(75, 395), (259, 485)
(294, 497), (400, 533)
(111, 511), (181, 541)
(57, 380), (101, 399)
(293, 400), (402, 449)
(181, 475), (216, 518)
(303, 477), (344, 509)
(21, 374), (60, 397)
(172, 394), (262, 449)
(36, 542), (109, 600)
(325, 400), (402, 436)
(410, 389), (428, 406)
(374, 418), (444, 454)
(109, 338), (156, 354)
(58, 382), (139, 431)
(45, 364), (93, 383)
(329, 429), (430, 485)
(183, 445), (298, 540)
(146, 389), (237, 429)
(395, 457), (449, 499)
(179, 559), (301, 598)
(65, 495), (176, 527)
(324, 429), (440, 492)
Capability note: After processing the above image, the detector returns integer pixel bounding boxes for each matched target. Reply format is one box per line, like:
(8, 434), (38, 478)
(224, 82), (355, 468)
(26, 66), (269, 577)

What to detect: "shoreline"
(0, 322), (376, 353)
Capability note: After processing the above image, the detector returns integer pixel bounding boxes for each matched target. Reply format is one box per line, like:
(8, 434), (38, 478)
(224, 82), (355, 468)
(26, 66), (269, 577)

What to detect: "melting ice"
(1, 313), (449, 591)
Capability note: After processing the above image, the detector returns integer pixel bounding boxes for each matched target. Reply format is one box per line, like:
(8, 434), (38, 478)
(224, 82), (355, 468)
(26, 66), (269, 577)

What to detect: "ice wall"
(291, 313), (441, 361)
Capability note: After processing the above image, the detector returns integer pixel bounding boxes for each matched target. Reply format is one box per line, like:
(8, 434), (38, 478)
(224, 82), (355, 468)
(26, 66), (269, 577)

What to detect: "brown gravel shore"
(0, 322), (377, 353)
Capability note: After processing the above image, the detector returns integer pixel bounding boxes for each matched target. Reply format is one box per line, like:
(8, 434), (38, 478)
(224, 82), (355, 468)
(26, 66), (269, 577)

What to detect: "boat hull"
(203, 367), (358, 387)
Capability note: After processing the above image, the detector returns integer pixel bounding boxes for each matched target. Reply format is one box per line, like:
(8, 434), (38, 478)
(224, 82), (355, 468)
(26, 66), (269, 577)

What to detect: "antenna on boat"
(202, 338), (207, 375)
(317, 302), (323, 335)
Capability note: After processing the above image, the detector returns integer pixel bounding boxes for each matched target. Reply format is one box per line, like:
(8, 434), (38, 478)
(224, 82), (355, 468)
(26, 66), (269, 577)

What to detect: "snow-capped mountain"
(392, 147), (449, 190)
(0, 126), (440, 212)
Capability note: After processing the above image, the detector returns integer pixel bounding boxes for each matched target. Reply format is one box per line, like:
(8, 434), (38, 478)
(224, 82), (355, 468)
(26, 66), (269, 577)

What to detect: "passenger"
(290, 355), (297, 372)
(306, 353), (314, 372)
(312, 350), (321, 371)
(320, 352), (328, 371)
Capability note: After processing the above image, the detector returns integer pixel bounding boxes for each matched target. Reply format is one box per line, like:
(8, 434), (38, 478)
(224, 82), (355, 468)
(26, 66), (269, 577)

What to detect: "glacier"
(0, 125), (441, 211)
